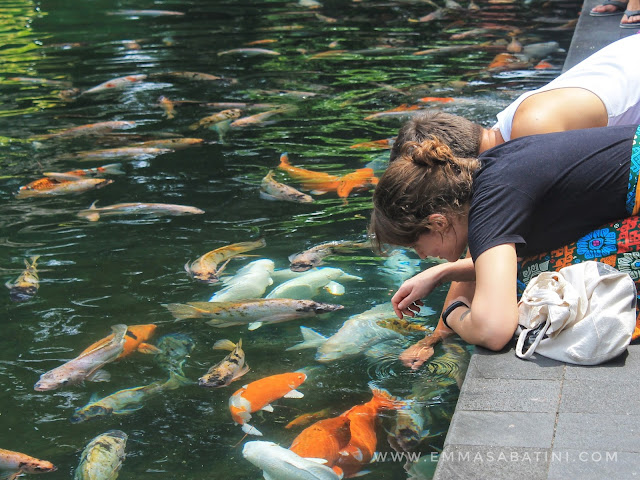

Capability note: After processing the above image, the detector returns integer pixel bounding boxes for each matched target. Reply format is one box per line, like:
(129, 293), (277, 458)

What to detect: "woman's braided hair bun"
(402, 136), (459, 172)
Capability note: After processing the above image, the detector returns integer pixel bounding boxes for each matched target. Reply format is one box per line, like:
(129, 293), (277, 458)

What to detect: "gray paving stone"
(434, 445), (551, 480)
(554, 413), (640, 452)
(564, 345), (640, 380)
(445, 411), (556, 448)
(457, 378), (562, 413)
(547, 450), (640, 480)
(469, 348), (565, 380)
(559, 379), (638, 414)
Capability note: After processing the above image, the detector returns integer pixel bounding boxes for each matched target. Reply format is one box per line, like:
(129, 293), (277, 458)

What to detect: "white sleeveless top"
(495, 34), (640, 141)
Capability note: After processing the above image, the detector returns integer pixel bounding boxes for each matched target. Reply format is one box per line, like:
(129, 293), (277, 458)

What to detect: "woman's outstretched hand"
(400, 339), (435, 370)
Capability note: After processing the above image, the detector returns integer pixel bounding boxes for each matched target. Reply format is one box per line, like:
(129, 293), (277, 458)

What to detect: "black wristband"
(441, 300), (469, 329)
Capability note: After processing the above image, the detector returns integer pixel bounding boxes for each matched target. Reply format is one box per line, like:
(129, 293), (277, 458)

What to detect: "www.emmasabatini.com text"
(371, 450), (619, 463)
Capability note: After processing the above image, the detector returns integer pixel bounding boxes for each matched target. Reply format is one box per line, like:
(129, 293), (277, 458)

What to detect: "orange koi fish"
(80, 324), (160, 360)
(349, 138), (394, 150)
(289, 415), (351, 469)
(0, 448), (56, 479)
(487, 53), (529, 71)
(16, 177), (113, 199)
(418, 96), (455, 103)
(158, 95), (176, 119)
(43, 163), (124, 180)
(534, 60), (555, 70)
(336, 168), (378, 199)
(229, 371), (307, 436)
(363, 104), (421, 121)
(278, 153), (340, 194)
(336, 386), (405, 478)
(285, 407), (332, 429)
(82, 74), (148, 94)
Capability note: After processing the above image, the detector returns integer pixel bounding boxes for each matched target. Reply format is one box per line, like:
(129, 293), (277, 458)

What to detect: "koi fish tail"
(213, 338), (238, 351)
(164, 303), (205, 320)
(101, 163), (125, 175)
(163, 370), (194, 389)
(369, 382), (406, 410)
(332, 466), (344, 479)
(241, 423), (263, 436)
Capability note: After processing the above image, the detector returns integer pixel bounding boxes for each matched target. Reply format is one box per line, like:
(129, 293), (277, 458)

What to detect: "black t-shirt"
(468, 124), (637, 261)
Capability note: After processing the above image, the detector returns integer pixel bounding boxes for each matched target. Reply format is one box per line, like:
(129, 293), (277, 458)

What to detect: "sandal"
(590, 0), (628, 16)
(620, 9), (640, 27)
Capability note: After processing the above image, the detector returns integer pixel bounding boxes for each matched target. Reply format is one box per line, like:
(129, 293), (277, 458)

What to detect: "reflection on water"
(0, 0), (578, 478)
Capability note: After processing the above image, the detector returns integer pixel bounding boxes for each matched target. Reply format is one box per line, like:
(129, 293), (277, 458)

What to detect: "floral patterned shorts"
(518, 126), (640, 340)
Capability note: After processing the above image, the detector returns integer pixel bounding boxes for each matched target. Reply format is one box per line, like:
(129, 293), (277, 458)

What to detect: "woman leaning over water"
(369, 124), (640, 369)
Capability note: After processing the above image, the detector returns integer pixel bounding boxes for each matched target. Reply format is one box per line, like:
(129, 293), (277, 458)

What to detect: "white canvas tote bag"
(515, 261), (637, 365)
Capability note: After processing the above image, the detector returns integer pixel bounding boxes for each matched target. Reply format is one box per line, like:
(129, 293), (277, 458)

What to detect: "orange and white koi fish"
(229, 371), (307, 435)
(158, 95), (176, 119)
(43, 163), (124, 180)
(198, 339), (249, 387)
(336, 168), (378, 199)
(37, 121), (136, 139)
(188, 109), (242, 130)
(56, 146), (171, 161)
(285, 407), (332, 429)
(165, 299), (343, 330)
(77, 201), (204, 221)
(34, 324), (127, 391)
(363, 104), (421, 121)
(349, 138), (394, 150)
(134, 137), (204, 149)
(5, 256), (39, 302)
(82, 74), (148, 94)
(80, 324), (160, 360)
(289, 240), (371, 272)
(16, 177), (113, 199)
(487, 52), (529, 71)
(336, 386), (405, 477)
(185, 238), (266, 283)
(289, 416), (351, 471)
(260, 170), (313, 203)
(0, 448), (56, 479)
(218, 48), (280, 56)
(278, 153), (340, 194)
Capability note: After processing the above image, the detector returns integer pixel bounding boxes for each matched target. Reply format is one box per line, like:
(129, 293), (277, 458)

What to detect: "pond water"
(1, 0), (579, 478)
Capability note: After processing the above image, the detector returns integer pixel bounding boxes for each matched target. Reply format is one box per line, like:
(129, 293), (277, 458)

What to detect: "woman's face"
(411, 214), (468, 262)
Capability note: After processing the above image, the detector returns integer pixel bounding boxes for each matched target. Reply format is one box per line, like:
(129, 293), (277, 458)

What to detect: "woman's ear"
(427, 213), (449, 232)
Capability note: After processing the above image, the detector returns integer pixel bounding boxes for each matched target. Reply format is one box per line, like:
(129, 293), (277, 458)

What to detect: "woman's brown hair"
(370, 136), (480, 253)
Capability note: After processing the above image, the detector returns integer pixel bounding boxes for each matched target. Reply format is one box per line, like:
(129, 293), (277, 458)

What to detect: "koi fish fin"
(164, 303), (205, 320)
(207, 320), (247, 328)
(283, 389), (304, 399)
(324, 281), (345, 296)
(86, 369), (111, 382)
(216, 258), (232, 277)
(278, 152), (290, 167)
(89, 393), (101, 403)
(101, 163), (125, 175)
(3, 473), (22, 480)
(231, 364), (250, 382)
(43, 172), (85, 181)
(28, 255), (40, 267)
(286, 326), (327, 351)
(310, 189), (329, 195)
(332, 466), (344, 478)
(259, 191), (280, 202)
(368, 382), (406, 410)
(137, 342), (162, 354)
(261, 404), (274, 412)
(212, 339), (237, 351)
(304, 458), (329, 464)
(350, 470), (371, 477)
(247, 321), (263, 331)
(164, 370), (193, 389)
(114, 405), (144, 415)
(241, 423), (263, 436)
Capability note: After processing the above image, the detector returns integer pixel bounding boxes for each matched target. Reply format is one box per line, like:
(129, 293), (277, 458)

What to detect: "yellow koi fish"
(5, 256), (40, 302)
(158, 95), (176, 119)
(185, 238), (266, 283)
(199, 339), (249, 388)
(74, 430), (127, 480)
(188, 109), (242, 130)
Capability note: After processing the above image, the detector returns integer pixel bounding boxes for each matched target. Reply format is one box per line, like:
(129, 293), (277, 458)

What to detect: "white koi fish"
(208, 259), (275, 302)
(82, 74), (148, 95)
(266, 267), (362, 299)
(78, 201), (204, 221)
